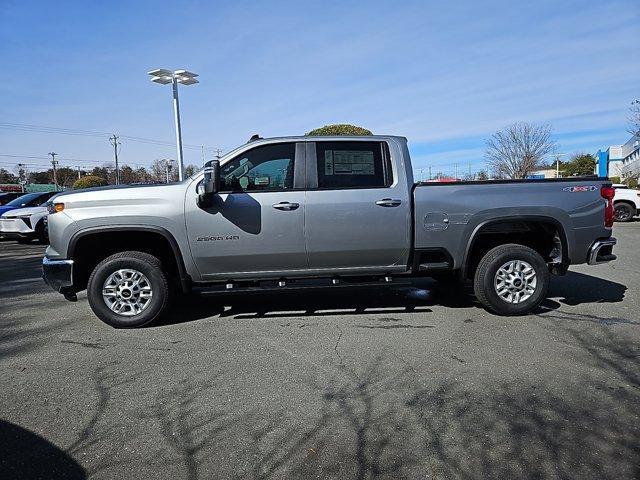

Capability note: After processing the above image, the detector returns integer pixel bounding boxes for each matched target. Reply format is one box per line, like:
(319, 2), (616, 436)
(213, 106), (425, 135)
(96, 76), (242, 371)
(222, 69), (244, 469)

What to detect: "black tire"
(35, 220), (48, 244)
(614, 202), (634, 222)
(87, 251), (170, 328)
(473, 244), (549, 316)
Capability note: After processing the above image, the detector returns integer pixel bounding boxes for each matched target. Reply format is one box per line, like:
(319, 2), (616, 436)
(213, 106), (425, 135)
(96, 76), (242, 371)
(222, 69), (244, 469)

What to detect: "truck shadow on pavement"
(158, 280), (474, 326)
(547, 270), (627, 306)
(159, 271), (627, 326)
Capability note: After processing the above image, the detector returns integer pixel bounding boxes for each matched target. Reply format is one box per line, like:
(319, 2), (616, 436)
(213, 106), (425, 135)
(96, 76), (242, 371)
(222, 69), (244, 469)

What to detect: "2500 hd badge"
(196, 235), (240, 242)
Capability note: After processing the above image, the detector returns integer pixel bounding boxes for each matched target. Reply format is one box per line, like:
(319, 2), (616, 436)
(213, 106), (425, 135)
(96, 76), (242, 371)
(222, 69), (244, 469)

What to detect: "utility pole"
(76, 166), (81, 179)
(454, 163), (459, 180)
(48, 152), (58, 191)
(215, 149), (223, 159)
(468, 162), (472, 179)
(109, 135), (121, 185)
(201, 145), (205, 165)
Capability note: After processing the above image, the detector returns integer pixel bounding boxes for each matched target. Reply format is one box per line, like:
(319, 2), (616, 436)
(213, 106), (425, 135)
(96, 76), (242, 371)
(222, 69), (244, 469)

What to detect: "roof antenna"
(248, 134), (262, 143)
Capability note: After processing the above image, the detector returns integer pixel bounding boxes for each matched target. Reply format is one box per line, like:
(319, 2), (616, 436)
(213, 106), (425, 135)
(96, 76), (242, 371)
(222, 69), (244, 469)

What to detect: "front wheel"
(473, 244), (549, 316)
(87, 251), (170, 328)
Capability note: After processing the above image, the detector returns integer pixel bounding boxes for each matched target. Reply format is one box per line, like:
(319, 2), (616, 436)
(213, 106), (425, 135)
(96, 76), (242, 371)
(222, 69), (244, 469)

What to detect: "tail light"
(601, 186), (615, 228)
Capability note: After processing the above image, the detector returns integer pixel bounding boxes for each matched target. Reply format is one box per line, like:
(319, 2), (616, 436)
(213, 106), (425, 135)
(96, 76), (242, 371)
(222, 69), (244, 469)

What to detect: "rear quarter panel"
(413, 180), (611, 268)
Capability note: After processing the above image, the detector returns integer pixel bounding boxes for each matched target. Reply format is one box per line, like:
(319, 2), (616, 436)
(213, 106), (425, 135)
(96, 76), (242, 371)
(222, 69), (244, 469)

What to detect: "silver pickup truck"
(42, 135), (617, 327)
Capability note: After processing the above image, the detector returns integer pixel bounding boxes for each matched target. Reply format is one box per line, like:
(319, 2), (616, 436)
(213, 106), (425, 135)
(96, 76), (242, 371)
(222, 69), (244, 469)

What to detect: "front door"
(304, 140), (411, 272)
(185, 142), (307, 280)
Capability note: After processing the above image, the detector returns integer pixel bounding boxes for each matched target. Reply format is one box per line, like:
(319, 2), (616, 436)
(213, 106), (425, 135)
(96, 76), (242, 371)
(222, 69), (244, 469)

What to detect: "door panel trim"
(305, 142), (318, 189)
(294, 142), (306, 189)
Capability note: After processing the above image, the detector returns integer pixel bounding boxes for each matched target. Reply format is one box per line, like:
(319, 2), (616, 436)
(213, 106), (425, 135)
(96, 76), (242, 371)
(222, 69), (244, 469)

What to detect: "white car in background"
(0, 204), (49, 243)
(613, 184), (640, 222)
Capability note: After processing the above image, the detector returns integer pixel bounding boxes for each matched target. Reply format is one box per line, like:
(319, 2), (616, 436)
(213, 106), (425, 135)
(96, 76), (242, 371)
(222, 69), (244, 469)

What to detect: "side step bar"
(195, 275), (413, 295)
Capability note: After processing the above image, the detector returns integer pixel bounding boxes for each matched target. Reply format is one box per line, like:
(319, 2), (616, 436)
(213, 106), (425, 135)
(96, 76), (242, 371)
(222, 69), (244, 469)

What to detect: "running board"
(194, 275), (412, 295)
(418, 261), (450, 271)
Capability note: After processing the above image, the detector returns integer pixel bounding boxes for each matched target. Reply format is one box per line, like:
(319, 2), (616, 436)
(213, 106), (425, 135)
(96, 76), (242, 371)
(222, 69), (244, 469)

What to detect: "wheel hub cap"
(102, 269), (153, 316)
(494, 260), (537, 304)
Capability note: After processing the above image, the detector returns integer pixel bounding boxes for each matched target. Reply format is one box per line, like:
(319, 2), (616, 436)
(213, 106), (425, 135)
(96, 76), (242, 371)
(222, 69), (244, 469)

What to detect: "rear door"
(304, 140), (411, 272)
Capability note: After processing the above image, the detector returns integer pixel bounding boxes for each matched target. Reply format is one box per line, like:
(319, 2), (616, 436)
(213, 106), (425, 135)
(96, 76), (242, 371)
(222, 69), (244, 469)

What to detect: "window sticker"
(324, 150), (375, 175)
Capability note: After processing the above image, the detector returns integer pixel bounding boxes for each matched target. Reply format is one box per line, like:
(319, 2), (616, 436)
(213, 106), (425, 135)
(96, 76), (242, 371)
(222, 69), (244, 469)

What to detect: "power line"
(0, 122), (215, 150)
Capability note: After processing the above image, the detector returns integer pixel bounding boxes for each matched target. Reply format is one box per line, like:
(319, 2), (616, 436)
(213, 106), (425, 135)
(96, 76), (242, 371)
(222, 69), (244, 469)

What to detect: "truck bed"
(412, 177), (612, 270)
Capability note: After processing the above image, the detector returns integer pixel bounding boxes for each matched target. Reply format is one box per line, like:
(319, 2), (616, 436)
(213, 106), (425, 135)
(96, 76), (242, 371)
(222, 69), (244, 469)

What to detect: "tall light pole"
(148, 69), (199, 181)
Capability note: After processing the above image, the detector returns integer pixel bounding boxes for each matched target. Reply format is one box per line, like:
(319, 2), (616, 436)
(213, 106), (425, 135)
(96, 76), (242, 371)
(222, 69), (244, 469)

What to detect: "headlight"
(47, 202), (65, 214)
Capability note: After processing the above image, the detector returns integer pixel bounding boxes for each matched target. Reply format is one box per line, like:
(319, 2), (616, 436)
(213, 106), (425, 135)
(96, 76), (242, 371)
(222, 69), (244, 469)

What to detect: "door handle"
(375, 198), (402, 207)
(272, 202), (300, 211)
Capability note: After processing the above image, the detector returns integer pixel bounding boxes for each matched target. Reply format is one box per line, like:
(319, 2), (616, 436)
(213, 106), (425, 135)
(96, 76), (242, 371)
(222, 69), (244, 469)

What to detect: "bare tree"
(150, 159), (177, 183)
(184, 164), (199, 178)
(628, 99), (640, 136)
(485, 122), (556, 179)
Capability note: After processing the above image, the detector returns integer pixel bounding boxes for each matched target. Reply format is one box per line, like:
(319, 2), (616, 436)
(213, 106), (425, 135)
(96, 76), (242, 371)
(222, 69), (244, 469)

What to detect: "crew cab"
(42, 135), (617, 327)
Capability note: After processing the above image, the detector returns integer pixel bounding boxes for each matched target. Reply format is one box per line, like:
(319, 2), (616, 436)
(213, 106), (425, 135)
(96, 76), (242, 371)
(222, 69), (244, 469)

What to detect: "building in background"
(527, 169), (559, 179)
(597, 133), (640, 178)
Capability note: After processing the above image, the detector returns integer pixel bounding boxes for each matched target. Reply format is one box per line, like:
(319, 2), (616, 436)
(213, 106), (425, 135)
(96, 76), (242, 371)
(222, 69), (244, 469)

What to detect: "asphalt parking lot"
(1, 224), (639, 480)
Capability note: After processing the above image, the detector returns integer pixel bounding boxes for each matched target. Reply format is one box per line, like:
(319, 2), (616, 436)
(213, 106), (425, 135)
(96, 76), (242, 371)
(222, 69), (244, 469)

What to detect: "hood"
(52, 182), (189, 210)
(0, 205), (21, 216)
(1, 205), (48, 218)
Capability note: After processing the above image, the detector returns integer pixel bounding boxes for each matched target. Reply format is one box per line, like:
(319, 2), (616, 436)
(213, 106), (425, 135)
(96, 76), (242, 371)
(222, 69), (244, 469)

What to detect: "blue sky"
(1, 0), (638, 178)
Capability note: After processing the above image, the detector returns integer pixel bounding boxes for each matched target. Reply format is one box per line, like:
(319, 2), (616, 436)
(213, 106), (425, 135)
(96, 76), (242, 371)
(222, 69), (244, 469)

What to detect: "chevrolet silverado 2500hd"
(42, 135), (617, 327)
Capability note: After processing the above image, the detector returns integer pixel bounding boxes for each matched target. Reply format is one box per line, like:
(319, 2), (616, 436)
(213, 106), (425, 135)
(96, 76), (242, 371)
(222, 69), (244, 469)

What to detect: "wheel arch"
(462, 215), (570, 279)
(68, 225), (191, 293)
(614, 199), (636, 208)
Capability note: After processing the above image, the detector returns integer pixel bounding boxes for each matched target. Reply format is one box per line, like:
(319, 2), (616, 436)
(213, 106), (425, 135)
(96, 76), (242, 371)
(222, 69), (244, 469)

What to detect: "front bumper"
(42, 257), (74, 292)
(587, 238), (617, 265)
(0, 217), (34, 235)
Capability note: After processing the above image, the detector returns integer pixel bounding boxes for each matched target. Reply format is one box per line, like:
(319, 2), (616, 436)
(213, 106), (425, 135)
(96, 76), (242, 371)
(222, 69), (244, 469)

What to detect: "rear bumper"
(587, 238), (617, 265)
(42, 257), (74, 292)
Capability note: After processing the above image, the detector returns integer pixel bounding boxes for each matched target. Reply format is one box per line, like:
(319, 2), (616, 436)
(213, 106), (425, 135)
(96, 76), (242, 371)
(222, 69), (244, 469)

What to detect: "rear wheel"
(473, 244), (549, 316)
(614, 202), (634, 222)
(87, 251), (170, 328)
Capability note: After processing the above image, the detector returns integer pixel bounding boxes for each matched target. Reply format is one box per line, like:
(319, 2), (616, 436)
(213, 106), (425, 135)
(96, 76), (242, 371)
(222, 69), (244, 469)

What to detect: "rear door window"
(315, 141), (392, 189)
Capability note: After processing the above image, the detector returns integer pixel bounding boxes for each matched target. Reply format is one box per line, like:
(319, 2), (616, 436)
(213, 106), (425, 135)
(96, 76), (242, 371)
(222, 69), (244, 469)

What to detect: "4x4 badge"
(563, 185), (597, 192)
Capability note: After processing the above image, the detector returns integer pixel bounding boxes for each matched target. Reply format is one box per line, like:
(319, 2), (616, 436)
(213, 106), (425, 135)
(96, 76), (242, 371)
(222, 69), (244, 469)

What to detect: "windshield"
(5, 193), (42, 207)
